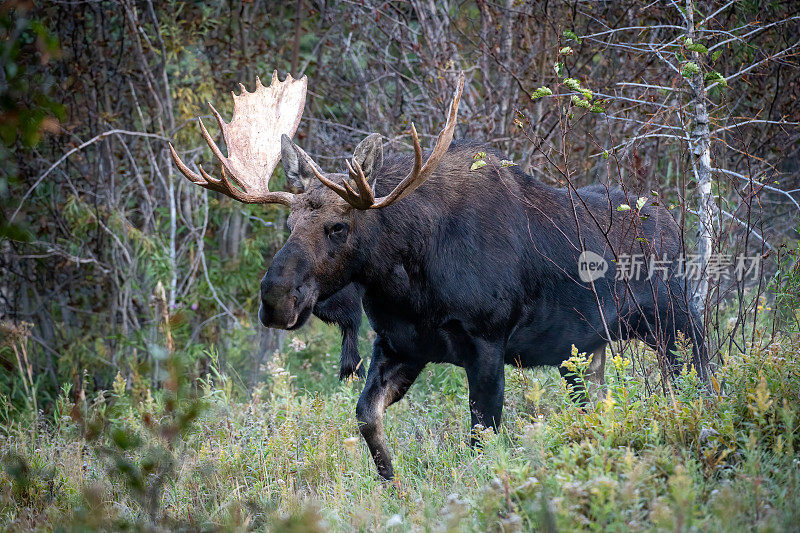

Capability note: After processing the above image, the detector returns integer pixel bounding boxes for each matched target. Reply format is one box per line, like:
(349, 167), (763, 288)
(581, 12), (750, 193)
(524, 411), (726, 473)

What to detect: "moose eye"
(326, 222), (348, 239)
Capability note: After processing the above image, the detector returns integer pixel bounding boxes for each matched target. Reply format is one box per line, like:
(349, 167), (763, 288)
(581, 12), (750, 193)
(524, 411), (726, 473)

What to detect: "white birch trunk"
(686, 0), (715, 316)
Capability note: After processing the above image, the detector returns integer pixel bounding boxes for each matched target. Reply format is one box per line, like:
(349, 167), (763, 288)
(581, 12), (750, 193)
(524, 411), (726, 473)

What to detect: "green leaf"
(500, 159), (517, 167)
(681, 61), (700, 78)
(711, 49), (723, 62)
(636, 196), (647, 210)
(563, 30), (582, 44)
(704, 70), (727, 87)
(563, 77), (582, 91)
(559, 46), (574, 56)
(602, 150), (610, 159)
(553, 62), (565, 77)
(571, 95), (591, 109)
(530, 86), (553, 99)
(590, 104), (605, 114)
(617, 204), (631, 211)
(473, 151), (486, 160)
(470, 160), (486, 171)
(686, 42), (709, 54)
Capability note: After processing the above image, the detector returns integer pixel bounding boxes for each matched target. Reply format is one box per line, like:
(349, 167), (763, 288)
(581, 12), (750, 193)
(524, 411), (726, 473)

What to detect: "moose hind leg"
(669, 307), (711, 384)
(464, 338), (506, 446)
(356, 341), (423, 480)
(586, 344), (607, 400)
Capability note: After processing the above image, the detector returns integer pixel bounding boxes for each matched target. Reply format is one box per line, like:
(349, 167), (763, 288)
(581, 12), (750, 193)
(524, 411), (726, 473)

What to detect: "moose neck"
(350, 142), (548, 308)
(352, 200), (437, 294)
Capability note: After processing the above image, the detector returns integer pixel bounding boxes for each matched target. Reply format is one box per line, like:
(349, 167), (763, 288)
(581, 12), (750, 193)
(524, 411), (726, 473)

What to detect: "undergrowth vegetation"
(1, 318), (799, 532)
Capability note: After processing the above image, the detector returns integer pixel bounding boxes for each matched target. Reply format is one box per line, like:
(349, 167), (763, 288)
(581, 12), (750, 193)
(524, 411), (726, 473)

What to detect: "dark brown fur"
(260, 139), (709, 479)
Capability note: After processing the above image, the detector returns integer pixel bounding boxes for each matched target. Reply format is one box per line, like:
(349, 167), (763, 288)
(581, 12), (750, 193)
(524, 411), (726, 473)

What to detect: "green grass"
(1, 320), (799, 532)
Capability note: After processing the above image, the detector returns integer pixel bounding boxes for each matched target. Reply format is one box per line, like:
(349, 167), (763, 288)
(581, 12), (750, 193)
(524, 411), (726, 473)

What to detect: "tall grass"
(1, 319), (799, 531)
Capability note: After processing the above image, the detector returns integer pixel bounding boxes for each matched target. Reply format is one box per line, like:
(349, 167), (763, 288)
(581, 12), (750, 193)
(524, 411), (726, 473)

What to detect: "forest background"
(1, 1), (800, 531)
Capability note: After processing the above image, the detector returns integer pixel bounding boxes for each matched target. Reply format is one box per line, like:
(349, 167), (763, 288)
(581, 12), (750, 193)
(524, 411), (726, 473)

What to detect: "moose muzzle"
(259, 247), (316, 330)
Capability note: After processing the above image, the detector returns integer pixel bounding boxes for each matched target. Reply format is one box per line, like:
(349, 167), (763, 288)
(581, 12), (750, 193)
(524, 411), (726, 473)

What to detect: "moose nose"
(259, 243), (313, 328)
(259, 276), (301, 328)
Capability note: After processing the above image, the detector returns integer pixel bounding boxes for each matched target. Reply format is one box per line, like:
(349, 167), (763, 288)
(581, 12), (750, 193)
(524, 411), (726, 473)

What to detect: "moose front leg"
(464, 338), (506, 445)
(586, 344), (607, 399)
(312, 283), (365, 380)
(356, 340), (423, 480)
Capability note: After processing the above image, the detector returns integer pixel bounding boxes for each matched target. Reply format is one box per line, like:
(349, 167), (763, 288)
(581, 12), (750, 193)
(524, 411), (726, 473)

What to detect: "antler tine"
(408, 123), (423, 179)
(169, 142), (204, 184)
(302, 155), (376, 209)
(197, 115), (228, 173)
(199, 105), (249, 192)
(169, 140), (246, 204)
(308, 157), (358, 206)
(370, 72), (464, 209)
(340, 175), (360, 198)
(169, 141), (248, 202)
(197, 164), (220, 186)
(178, 118), (261, 203)
(351, 161), (375, 206)
(344, 159), (376, 208)
(306, 160), (349, 198)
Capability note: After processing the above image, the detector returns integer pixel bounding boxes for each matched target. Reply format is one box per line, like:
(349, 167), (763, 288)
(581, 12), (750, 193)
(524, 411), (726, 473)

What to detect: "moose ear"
(280, 134), (318, 192)
(352, 133), (383, 181)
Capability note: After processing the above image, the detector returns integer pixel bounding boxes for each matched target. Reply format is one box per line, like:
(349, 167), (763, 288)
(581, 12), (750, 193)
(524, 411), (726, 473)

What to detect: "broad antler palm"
(169, 71), (306, 206)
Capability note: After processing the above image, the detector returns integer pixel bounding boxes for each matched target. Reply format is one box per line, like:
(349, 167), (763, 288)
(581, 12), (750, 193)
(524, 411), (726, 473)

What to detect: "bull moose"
(170, 71), (709, 480)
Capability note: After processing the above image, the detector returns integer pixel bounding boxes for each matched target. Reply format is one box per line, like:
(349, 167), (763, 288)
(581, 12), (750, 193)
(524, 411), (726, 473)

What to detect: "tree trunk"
(686, 0), (715, 317)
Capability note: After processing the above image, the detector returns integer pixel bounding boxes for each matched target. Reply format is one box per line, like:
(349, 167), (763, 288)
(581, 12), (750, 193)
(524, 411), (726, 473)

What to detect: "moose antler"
(168, 71), (306, 205)
(310, 71), (465, 210)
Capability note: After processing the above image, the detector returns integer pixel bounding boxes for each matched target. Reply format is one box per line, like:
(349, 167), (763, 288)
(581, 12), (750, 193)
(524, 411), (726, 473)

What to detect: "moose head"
(169, 71), (464, 331)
